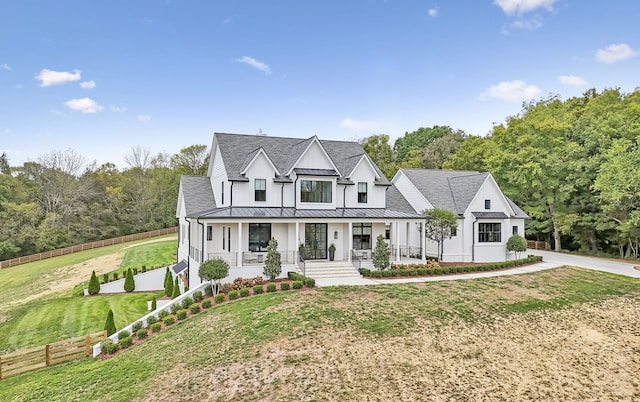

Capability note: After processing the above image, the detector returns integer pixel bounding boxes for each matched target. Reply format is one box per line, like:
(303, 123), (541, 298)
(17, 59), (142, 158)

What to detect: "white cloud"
(558, 75), (588, 87)
(235, 56), (272, 74)
(80, 80), (96, 89)
(340, 118), (379, 131)
(64, 97), (103, 114)
(494, 0), (557, 15)
(137, 114), (151, 122)
(35, 69), (82, 87)
(428, 7), (439, 17)
(1, 63), (10, 71)
(480, 80), (542, 102)
(110, 105), (127, 112)
(596, 43), (638, 64)
(509, 16), (542, 30)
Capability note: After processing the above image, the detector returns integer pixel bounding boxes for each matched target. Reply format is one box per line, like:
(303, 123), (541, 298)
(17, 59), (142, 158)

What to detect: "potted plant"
(328, 243), (336, 261)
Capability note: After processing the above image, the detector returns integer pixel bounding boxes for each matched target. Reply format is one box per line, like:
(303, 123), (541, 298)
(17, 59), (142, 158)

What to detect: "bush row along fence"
(0, 227), (178, 269)
(0, 331), (107, 380)
(527, 240), (549, 250)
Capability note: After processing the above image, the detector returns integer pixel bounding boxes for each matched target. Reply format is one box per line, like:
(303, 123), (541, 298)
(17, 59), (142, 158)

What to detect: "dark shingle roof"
(385, 184), (417, 214)
(180, 176), (215, 216)
(191, 206), (425, 220)
(214, 133), (391, 185)
(399, 169), (528, 218)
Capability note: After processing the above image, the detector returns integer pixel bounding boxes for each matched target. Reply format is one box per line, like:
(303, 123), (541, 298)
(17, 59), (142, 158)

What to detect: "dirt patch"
(136, 297), (640, 401)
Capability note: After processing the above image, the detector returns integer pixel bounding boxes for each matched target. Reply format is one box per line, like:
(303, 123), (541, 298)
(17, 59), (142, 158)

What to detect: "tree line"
(362, 88), (640, 259)
(0, 145), (209, 261)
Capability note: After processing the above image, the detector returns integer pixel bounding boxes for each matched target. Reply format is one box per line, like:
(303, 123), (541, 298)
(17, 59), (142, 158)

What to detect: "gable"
(287, 137), (339, 174)
(392, 170), (433, 213)
(464, 174), (518, 217)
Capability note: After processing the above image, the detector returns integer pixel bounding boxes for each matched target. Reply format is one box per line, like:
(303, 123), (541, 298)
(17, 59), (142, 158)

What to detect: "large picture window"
(249, 223), (271, 251)
(353, 223), (372, 250)
(478, 223), (501, 243)
(300, 180), (332, 203)
(357, 182), (367, 203)
(255, 179), (266, 202)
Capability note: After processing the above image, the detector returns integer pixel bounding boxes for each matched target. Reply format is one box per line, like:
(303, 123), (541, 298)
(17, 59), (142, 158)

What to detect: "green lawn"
(0, 292), (162, 353)
(118, 240), (178, 274)
(1, 267), (638, 401)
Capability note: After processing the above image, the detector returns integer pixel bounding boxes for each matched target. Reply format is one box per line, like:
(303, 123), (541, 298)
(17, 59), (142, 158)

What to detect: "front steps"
(300, 260), (362, 279)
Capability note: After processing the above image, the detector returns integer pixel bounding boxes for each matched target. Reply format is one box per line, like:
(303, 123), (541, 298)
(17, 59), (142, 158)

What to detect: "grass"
(1, 266), (638, 401)
(119, 240), (178, 273)
(0, 292), (162, 353)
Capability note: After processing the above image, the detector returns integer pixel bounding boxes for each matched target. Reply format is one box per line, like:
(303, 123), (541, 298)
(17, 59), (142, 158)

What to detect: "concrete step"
(301, 261), (362, 278)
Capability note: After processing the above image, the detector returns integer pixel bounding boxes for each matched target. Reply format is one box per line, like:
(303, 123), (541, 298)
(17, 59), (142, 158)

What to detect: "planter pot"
(329, 251), (335, 261)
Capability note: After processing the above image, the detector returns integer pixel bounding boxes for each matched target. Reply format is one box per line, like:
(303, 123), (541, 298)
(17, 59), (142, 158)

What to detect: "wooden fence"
(0, 227), (178, 269)
(0, 331), (107, 379)
(527, 240), (549, 250)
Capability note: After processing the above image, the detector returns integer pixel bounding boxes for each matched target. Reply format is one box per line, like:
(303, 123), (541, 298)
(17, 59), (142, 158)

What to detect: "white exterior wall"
(237, 152), (280, 207)
(210, 144), (229, 207)
(344, 158), (386, 208)
(295, 140), (336, 171)
(295, 175), (337, 210)
(392, 171), (433, 213)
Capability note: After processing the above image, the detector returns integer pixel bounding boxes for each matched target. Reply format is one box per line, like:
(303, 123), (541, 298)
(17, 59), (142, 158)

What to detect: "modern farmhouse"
(175, 133), (428, 288)
(392, 168), (528, 262)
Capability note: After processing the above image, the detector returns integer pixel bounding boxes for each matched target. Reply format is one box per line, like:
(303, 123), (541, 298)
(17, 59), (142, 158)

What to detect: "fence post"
(45, 344), (50, 366)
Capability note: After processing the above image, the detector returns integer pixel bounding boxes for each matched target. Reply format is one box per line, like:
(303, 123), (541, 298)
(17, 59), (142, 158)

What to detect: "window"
(207, 226), (212, 241)
(249, 223), (271, 252)
(484, 199), (491, 210)
(221, 182), (225, 205)
(478, 223), (501, 243)
(300, 180), (332, 203)
(222, 226), (231, 251)
(385, 224), (390, 240)
(451, 226), (457, 236)
(357, 182), (368, 203)
(255, 179), (266, 202)
(353, 223), (372, 250)
(512, 225), (518, 235)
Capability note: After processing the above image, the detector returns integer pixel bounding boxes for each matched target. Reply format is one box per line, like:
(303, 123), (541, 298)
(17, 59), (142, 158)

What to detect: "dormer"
(343, 154), (386, 208)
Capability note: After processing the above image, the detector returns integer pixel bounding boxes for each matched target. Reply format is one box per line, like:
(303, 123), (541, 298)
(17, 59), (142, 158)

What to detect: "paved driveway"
(528, 249), (640, 278)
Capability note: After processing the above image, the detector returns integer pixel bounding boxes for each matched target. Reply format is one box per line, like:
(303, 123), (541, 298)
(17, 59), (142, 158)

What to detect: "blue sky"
(1, 0), (639, 168)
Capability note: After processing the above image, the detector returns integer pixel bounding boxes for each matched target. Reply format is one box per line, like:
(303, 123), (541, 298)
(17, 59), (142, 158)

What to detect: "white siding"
(392, 171), (432, 213)
(210, 144), (228, 207)
(295, 140), (336, 171)
(344, 157), (385, 208)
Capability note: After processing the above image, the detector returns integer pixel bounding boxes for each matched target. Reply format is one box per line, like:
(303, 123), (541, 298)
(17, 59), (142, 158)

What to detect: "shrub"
(373, 234), (390, 270)
(193, 291), (203, 302)
(252, 276), (264, 285)
(359, 268), (371, 276)
(204, 284), (213, 296)
(239, 288), (250, 297)
(266, 283), (277, 293)
(132, 321), (143, 332)
(189, 304), (201, 314)
(292, 280), (304, 289)
(171, 277), (180, 299)
(181, 297), (193, 309)
(124, 268), (135, 292)
(164, 267), (173, 297)
(102, 273), (109, 284)
(150, 322), (162, 333)
(263, 238), (282, 280)
(228, 290), (239, 300)
(280, 282), (290, 291)
(101, 339), (119, 354)
(253, 285), (264, 294)
(136, 328), (148, 339)
(104, 309), (116, 336)
(170, 303), (181, 314)
(304, 278), (316, 287)
(163, 315), (175, 326)
(176, 309), (187, 320)
(142, 265), (147, 272)
(119, 336), (133, 348)
(113, 272), (119, 281)
(158, 310), (170, 320)
(202, 298), (212, 308)
(146, 315), (158, 325)
(118, 330), (130, 339)
(88, 270), (100, 295)
(199, 258), (230, 294)
(151, 296), (157, 310)
(214, 293), (225, 303)
(133, 268), (138, 275)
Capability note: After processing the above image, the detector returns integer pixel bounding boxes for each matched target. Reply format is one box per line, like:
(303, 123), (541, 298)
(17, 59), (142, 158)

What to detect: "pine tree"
(372, 234), (390, 270)
(88, 270), (100, 295)
(263, 237), (282, 281)
(164, 267), (173, 297)
(124, 267), (135, 292)
(151, 296), (157, 310)
(104, 309), (116, 336)
(172, 276), (181, 299)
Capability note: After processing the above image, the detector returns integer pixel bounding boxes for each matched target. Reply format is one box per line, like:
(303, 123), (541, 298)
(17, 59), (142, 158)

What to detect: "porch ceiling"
(191, 206), (425, 220)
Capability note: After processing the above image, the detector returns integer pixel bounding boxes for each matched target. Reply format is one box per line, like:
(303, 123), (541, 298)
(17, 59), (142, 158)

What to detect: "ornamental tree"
(506, 233), (528, 260)
(88, 270), (100, 295)
(199, 258), (230, 295)
(263, 237), (282, 281)
(423, 208), (458, 261)
(124, 267), (135, 293)
(163, 267), (173, 297)
(372, 234), (390, 270)
(104, 309), (116, 336)
(171, 276), (181, 299)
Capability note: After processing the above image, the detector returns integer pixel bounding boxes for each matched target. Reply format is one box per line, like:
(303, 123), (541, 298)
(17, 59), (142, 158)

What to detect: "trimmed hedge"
(202, 298), (212, 308)
(150, 322), (162, 333)
(266, 283), (277, 293)
(214, 293), (225, 303)
(239, 287), (250, 297)
(146, 315), (158, 325)
(136, 328), (148, 339)
(228, 290), (239, 300)
(176, 309), (187, 321)
(189, 303), (201, 314)
(163, 315), (175, 326)
(253, 285), (264, 294)
(280, 282), (290, 291)
(362, 256), (543, 278)
(119, 336), (133, 348)
(292, 280), (304, 289)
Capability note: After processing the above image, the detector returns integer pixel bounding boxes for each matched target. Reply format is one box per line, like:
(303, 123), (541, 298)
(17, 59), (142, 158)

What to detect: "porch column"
(395, 221), (401, 262)
(203, 224), (208, 262)
(421, 220), (426, 261)
(348, 222), (353, 262)
(237, 221), (243, 267)
(295, 222), (300, 266)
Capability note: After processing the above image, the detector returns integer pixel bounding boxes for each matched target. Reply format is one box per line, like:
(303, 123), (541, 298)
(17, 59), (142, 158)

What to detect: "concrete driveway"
(528, 249), (640, 278)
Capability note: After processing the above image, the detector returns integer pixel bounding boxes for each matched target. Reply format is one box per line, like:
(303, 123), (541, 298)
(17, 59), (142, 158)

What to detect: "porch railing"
(206, 251), (300, 267)
(389, 246), (423, 260)
(350, 250), (361, 271)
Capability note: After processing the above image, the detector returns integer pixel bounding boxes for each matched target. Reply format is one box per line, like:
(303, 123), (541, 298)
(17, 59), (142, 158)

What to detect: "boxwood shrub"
(214, 293), (225, 303)
(150, 322), (162, 333)
(228, 290), (239, 300)
(253, 285), (264, 294)
(170, 303), (181, 314)
(192, 291), (203, 302)
(101, 339), (119, 354)
(266, 283), (277, 293)
(304, 278), (316, 287)
(239, 288), (250, 297)
(202, 298), (212, 308)
(146, 315), (158, 325)
(132, 321), (143, 332)
(280, 282), (290, 291)
(176, 309), (187, 321)
(163, 315), (175, 326)
(189, 304), (201, 314)
(158, 310), (170, 320)
(119, 336), (133, 348)
(136, 328), (148, 339)
(204, 284), (213, 296)
(118, 330), (130, 339)
(181, 297), (193, 309)
(292, 280), (303, 289)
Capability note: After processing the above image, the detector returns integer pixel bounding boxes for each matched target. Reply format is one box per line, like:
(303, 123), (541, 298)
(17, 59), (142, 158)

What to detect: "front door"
(305, 223), (327, 260)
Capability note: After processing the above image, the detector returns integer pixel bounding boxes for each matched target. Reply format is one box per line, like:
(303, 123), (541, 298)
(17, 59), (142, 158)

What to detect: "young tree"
(423, 208), (458, 261)
(263, 237), (281, 281)
(87, 270), (100, 295)
(171, 276), (181, 299)
(372, 234), (390, 270)
(151, 296), (157, 310)
(163, 267), (173, 297)
(104, 309), (116, 336)
(506, 234), (528, 260)
(199, 258), (230, 295)
(124, 267), (135, 292)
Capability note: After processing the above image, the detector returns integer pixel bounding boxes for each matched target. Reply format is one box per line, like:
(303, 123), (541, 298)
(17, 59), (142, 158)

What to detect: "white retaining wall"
(93, 268), (167, 294)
